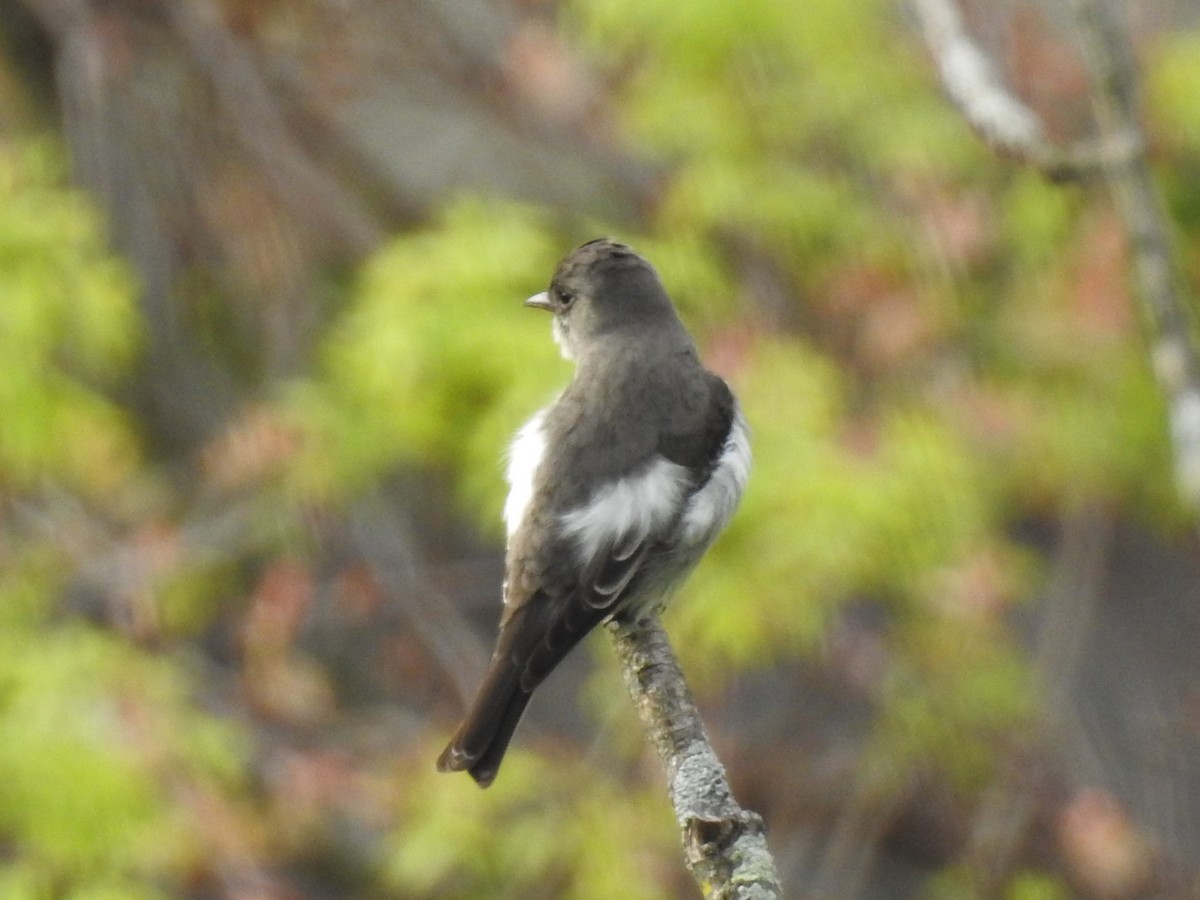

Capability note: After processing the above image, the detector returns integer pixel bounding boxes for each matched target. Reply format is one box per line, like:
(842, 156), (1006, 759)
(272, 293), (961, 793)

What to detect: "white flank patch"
(560, 456), (691, 565)
(503, 408), (549, 538)
(681, 407), (751, 545)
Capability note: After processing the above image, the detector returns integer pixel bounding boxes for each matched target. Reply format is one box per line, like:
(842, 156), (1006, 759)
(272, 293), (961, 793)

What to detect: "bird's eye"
(556, 288), (576, 308)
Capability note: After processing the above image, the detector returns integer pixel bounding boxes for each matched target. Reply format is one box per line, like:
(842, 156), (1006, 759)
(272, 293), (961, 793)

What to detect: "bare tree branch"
(914, 0), (1200, 510)
(607, 616), (782, 899)
(1066, 0), (1200, 509)
(910, 0), (1139, 182)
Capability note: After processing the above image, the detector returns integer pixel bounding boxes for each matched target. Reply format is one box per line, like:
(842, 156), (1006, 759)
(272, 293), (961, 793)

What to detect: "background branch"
(1067, 0), (1200, 509)
(964, 505), (1113, 892)
(913, 0), (1200, 511)
(910, 0), (1138, 181)
(607, 616), (783, 899)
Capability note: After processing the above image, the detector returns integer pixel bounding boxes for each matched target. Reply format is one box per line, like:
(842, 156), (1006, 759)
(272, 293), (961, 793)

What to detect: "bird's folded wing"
(509, 456), (686, 691)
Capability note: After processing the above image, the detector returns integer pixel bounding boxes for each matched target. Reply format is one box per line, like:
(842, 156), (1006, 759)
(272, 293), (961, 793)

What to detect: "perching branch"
(607, 616), (782, 900)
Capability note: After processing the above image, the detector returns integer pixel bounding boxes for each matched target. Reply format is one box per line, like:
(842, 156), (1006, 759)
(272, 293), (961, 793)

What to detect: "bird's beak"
(524, 291), (554, 312)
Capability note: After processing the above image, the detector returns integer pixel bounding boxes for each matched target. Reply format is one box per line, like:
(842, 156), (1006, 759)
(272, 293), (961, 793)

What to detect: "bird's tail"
(438, 594), (609, 787)
(436, 653), (533, 788)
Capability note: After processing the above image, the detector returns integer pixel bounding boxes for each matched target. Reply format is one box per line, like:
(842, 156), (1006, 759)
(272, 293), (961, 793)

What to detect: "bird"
(436, 238), (750, 787)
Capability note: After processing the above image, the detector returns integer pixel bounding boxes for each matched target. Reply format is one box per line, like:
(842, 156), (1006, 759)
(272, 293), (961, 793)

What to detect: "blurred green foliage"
(0, 626), (246, 891)
(0, 134), (247, 897)
(385, 750), (676, 900)
(1, 0), (1198, 897)
(0, 137), (140, 496)
(285, 200), (569, 513)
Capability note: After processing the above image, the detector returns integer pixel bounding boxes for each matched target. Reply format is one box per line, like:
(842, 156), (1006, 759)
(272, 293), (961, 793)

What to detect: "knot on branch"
(685, 810), (767, 860)
(685, 811), (778, 900)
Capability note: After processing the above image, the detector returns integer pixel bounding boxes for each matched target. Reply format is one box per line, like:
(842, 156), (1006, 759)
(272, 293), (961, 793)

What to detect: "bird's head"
(526, 239), (677, 361)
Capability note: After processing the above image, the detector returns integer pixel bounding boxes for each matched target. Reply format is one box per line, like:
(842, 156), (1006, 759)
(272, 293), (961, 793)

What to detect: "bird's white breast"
(503, 408), (548, 539)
